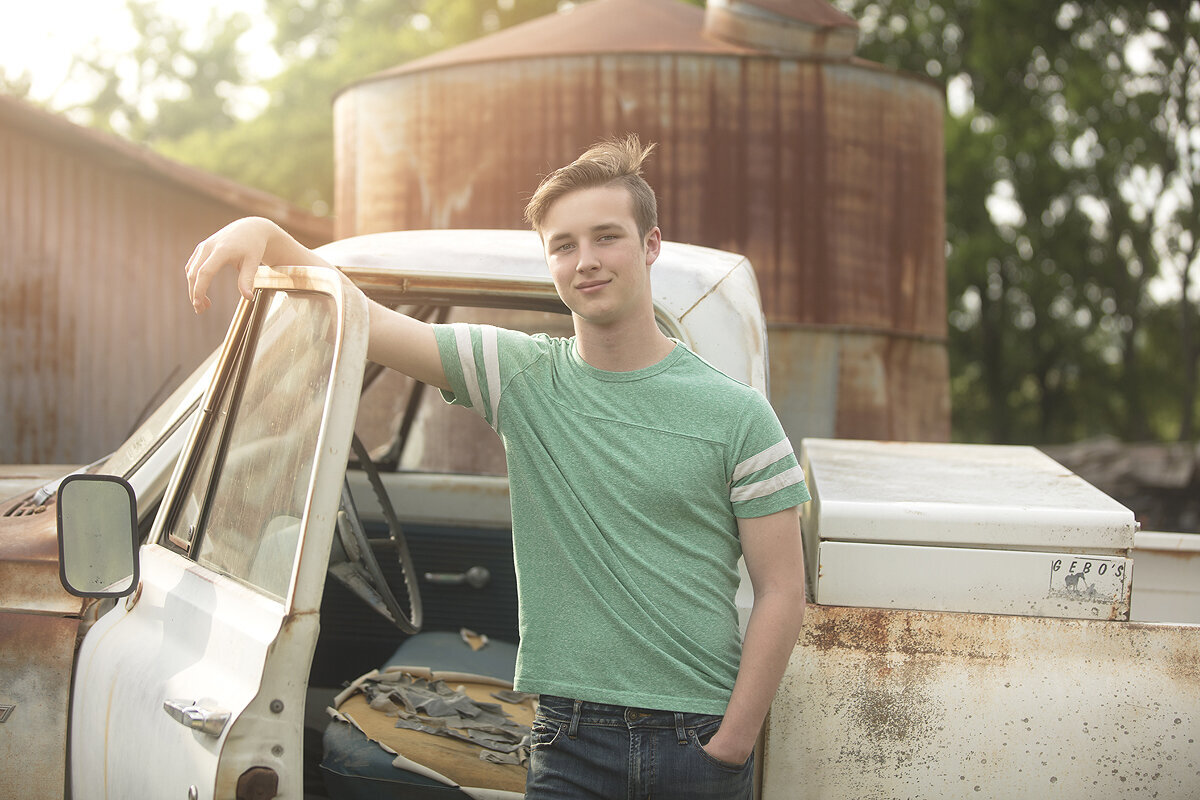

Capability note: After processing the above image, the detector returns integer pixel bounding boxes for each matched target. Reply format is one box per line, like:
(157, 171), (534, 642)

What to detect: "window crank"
(423, 565), (490, 589)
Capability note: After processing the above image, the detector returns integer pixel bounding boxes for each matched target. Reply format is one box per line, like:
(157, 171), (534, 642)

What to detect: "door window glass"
(168, 290), (337, 601)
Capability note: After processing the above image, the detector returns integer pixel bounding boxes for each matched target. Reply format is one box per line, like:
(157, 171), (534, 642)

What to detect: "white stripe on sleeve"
(732, 438), (795, 482)
(481, 325), (501, 426)
(730, 465), (806, 503)
(453, 325), (485, 415)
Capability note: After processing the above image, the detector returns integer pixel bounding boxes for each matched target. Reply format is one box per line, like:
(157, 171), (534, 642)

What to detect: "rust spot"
(805, 605), (891, 654)
(236, 766), (279, 800)
(848, 679), (935, 746)
(803, 605), (1019, 663)
(1165, 636), (1200, 690)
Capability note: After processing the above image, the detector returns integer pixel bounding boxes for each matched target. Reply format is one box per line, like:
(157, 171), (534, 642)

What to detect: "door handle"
(164, 698), (231, 737)
(423, 565), (490, 589)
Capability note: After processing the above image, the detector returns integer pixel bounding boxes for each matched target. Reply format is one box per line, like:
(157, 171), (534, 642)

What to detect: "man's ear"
(644, 227), (662, 266)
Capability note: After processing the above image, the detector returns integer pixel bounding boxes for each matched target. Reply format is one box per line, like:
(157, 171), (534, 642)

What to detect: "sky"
(0, 0), (275, 109)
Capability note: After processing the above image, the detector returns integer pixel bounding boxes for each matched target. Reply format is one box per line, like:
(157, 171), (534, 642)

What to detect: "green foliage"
(67, 1), (254, 142)
(836, 0), (1200, 444)
(69, 0), (563, 212)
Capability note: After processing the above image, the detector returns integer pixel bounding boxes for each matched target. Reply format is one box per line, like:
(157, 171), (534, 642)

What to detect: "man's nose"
(575, 243), (600, 271)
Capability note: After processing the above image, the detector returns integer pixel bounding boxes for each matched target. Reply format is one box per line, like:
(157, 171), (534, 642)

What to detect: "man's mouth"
(576, 279), (611, 292)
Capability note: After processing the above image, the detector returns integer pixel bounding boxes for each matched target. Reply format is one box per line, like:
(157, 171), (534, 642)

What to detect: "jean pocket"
(688, 727), (753, 772)
(530, 719), (565, 752)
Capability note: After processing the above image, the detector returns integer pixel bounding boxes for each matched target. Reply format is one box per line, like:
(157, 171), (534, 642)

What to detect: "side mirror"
(56, 474), (139, 598)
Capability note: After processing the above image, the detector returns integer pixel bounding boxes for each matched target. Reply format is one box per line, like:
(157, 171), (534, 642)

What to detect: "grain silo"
(333, 0), (948, 443)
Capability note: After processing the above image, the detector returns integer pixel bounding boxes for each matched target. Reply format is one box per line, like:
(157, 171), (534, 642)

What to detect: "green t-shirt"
(434, 323), (810, 714)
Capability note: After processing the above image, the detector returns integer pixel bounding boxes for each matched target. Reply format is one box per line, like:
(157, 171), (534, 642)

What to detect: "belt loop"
(674, 712), (687, 745)
(568, 699), (582, 739)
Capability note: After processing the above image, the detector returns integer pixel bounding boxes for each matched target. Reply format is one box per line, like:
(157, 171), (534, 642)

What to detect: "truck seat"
(320, 632), (526, 799)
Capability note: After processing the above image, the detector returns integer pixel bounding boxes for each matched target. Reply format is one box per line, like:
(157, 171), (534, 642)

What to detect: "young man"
(186, 136), (808, 800)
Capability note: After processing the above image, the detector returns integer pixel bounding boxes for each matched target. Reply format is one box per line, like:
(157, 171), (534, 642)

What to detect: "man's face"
(540, 184), (661, 328)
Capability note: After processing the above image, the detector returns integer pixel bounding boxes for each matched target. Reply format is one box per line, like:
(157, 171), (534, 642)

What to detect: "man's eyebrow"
(545, 222), (625, 246)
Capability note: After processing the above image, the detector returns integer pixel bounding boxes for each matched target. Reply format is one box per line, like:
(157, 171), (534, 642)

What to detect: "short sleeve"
(433, 323), (546, 428)
(728, 393), (810, 518)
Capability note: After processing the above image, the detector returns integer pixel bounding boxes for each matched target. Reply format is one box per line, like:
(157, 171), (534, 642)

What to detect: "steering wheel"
(328, 434), (423, 633)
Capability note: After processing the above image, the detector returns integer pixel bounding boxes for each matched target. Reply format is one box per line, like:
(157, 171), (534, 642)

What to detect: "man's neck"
(573, 315), (675, 372)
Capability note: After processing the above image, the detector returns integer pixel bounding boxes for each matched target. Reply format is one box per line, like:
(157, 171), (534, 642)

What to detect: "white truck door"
(70, 267), (368, 800)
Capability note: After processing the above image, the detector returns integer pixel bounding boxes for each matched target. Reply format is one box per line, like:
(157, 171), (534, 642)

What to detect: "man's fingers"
(190, 251), (226, 314)
(185, 241), (205, 309)
(190, 260), (224, 316)
(184, 218), (273, 313)
(237, 253), (259, 299)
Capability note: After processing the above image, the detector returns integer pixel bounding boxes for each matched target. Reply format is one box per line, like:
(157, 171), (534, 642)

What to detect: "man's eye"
(557, 243), (575, 253)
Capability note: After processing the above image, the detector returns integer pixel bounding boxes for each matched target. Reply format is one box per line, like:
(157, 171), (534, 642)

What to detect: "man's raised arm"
(186, 217), (449, 390)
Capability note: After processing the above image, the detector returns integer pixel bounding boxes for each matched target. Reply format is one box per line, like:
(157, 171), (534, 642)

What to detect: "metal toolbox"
(799, 439), (1136, 620)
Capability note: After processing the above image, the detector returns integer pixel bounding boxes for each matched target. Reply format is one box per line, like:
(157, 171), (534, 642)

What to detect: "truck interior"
(306, 304), (576, 799)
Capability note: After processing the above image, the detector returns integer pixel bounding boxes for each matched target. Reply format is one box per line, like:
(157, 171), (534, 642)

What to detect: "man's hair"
(524, 134), (658, 238)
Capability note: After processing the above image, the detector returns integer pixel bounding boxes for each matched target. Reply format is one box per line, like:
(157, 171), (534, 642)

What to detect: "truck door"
(69, 267), (368, 800)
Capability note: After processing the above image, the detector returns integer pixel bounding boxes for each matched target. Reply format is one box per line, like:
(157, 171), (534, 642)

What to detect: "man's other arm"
(185, 216), (449, 390)
(703, 507), (806, 766)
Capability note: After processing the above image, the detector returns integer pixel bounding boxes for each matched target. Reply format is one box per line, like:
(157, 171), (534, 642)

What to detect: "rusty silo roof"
(344, 0), (864, 92)
(350, 0), (746, 86)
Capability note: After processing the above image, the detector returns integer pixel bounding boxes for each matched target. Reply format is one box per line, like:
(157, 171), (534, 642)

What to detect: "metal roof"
(342, 0), (864, 94)
(345, 0), (748, 88)
(0, 94), (329, 243)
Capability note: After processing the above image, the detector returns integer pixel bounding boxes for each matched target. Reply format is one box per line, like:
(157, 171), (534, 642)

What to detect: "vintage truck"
(2, 229), (1197, 799)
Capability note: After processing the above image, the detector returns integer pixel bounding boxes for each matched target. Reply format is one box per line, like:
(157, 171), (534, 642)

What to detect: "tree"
(834, 0), (1200, 444)
(61, 0), (565, 213)
(161, 0), (564, 213)
(65, 1), (255, 143)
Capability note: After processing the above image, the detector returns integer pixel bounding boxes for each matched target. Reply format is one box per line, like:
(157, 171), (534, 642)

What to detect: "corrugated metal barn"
(0, 95), (332, 465)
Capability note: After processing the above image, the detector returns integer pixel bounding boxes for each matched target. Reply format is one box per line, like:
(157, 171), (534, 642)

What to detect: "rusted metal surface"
(344, 0), (753, 85)
(769, 325), (950, 442)
(0, 464), (76, 502)
(333, 0), (947, 442)
(0, 492), (85, 615)
(236, 766), (279, 800)
(764, 604), (1200, 799)
(0, 612), (78, 800)
(703, 0), (860, 58)
(0, 94), (332, 465)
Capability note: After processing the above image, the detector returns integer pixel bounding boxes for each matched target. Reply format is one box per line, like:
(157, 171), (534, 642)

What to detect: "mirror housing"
(56, 474), (139, 598)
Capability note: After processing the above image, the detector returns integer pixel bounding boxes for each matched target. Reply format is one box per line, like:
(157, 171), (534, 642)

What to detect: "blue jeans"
(525, 695), (754, 800)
